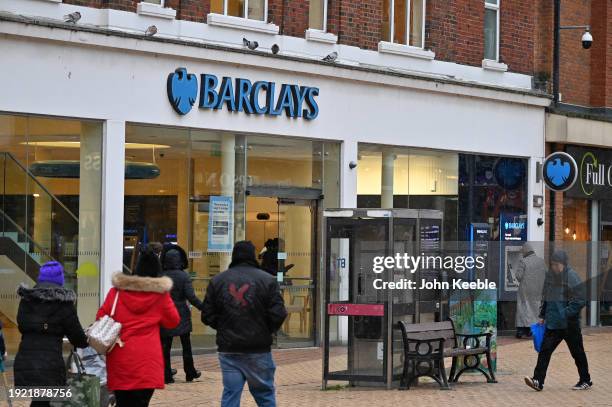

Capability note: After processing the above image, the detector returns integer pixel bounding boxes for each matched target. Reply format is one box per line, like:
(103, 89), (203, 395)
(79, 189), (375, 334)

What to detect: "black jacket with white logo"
(201, 263), (287, 353)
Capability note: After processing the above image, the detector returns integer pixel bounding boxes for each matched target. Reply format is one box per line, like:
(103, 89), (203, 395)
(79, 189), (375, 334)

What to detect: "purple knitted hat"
(38, 261), (65, 286)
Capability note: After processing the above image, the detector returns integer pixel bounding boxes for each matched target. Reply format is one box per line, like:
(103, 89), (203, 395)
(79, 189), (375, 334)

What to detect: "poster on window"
(208, 195), (233, 253)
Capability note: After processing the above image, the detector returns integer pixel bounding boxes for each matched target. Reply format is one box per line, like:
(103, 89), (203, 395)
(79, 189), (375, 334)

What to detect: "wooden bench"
(398, 320), (497, 390)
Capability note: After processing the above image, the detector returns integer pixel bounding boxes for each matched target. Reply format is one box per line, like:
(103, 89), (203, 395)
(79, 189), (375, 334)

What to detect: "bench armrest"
(456, 332), (492, 349)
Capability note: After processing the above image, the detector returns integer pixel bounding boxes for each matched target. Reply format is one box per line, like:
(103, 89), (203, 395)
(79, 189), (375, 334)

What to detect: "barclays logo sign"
(504, 222), (525, 230)
(543, 152), (578, 192)
(167, 68), (319, 120)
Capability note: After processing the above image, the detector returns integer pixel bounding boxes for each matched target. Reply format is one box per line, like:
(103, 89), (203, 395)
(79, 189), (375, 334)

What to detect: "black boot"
(186, 370), (201, 382)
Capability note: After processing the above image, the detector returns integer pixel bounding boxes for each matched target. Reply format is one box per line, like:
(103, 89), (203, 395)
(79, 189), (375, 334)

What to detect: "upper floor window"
(382, 0), (426, 48)
(210, 0), (267, 21)
(309, 0), (327, 31)
(484, 0), (500, 61)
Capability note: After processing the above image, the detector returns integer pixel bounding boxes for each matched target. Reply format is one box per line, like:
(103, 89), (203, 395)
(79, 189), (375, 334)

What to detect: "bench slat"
(400, 321), (453, 333)
(404, 330), (456, 341)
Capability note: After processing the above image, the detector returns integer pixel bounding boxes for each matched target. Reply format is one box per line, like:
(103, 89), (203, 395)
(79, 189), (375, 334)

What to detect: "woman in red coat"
(97, 248), (180, 407)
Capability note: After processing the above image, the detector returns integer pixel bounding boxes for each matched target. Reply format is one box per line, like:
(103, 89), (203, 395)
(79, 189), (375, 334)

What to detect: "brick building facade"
(58, 0), (538, 75)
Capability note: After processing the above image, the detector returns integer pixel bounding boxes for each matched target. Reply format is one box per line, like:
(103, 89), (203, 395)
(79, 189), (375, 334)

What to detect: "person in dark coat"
(13, 261), (88, 407)
(202, 241), (287, 407)
(524, 250), (592, 392)
(160, 244), (203, 384)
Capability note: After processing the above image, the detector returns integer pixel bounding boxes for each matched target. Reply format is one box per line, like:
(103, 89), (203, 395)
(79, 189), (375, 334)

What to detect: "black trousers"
(162, 333), (197, 380)
(533, 323), (591, 385)
(114, 389), (154, 407)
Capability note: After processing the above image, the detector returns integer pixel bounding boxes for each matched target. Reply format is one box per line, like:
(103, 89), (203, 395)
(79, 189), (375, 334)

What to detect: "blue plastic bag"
(531, 323), (545, 353)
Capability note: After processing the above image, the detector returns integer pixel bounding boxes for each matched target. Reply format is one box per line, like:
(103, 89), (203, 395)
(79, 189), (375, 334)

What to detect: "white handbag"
(88, 290), (123, 354)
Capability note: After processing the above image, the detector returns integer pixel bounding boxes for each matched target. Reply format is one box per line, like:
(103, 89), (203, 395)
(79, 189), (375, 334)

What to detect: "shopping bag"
(530, 322), (545, 353)
(51, 350), (101, 407)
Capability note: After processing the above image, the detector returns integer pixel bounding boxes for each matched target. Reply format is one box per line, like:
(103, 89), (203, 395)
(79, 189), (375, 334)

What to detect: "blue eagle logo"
(545, 158), (571, 187)
(167, 68), (198, 115)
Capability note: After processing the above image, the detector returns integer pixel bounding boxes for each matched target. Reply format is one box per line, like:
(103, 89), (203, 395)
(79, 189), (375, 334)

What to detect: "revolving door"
(322, 209), (445, 389)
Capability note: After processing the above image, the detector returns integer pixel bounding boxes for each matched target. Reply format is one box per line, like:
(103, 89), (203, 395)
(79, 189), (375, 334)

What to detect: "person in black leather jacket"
(202, 241), (287, 407)
(160, 244), (203, 384)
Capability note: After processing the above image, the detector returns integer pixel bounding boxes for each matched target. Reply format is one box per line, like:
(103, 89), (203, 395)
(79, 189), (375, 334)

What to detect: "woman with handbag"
(13, 261), (88, 407)
(97, 248), (180, 407)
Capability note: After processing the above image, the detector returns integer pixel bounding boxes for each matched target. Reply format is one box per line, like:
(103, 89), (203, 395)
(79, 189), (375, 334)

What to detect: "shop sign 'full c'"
(167, 68), (319, 120)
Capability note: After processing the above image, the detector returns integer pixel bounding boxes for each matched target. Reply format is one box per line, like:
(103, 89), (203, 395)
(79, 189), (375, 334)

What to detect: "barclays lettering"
(167, 68), (319, 120)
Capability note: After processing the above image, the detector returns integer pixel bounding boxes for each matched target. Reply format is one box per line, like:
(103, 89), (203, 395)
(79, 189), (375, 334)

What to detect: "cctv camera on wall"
(582, 30), (593, 49)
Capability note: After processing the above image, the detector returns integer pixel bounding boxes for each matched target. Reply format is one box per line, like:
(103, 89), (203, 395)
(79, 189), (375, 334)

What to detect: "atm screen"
(420, 221), (441, 252)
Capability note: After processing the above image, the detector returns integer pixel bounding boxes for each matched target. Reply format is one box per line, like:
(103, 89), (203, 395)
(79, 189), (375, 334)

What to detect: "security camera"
(582, 30), (593, 49)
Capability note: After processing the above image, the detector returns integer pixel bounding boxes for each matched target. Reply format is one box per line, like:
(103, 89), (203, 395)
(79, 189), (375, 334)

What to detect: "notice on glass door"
(208, 195), (233, 253)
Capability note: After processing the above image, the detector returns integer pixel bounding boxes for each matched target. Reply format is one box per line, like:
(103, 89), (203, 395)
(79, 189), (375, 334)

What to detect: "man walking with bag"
(524, 250), (592, 391)
(202, 241), (287, 407)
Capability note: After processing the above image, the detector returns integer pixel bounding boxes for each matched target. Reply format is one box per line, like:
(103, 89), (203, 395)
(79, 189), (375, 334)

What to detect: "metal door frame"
(322, 214), (391, 387)
(245, 188), (321, 348)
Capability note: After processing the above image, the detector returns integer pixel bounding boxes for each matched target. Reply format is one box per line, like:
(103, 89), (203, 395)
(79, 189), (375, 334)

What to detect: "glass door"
(245, 195), (318, 348)
(276, 198), (317, 348)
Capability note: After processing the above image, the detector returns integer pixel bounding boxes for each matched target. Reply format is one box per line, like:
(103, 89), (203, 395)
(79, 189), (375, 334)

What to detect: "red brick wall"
(61, 0), (539, 76)
(589, 0), (610, 108)
(499, 0), (534, 75)
(535, 0), (612, 109)
(559, 0), (591, 106)
(534, 0), (553, 91)
(268, 0), (310, 37)
(64, 0), (104, 7)
(453, 0), (484, 67)
(426, 0), (458, 62)
(327, 0), (383, 51)
(172, 0), (210, 23)
(426, 0), (534, 74)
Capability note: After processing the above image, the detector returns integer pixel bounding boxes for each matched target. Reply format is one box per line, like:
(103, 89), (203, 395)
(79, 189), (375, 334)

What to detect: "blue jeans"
(218, 352), (277, 407)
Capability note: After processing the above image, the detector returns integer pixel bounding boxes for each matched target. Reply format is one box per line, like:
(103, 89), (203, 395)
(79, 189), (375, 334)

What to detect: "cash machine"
(322, 208), (444, 389)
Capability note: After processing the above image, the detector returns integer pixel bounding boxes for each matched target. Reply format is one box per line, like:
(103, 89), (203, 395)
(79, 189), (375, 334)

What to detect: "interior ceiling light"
(22, 141), (171, 149)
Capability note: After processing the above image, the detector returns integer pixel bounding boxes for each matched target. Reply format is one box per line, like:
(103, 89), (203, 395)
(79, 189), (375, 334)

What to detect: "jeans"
(114, 389), (155, 407)
(533, 323), (591, 385)
(218, 352), (277, 407)
(162, 333), (197, 380)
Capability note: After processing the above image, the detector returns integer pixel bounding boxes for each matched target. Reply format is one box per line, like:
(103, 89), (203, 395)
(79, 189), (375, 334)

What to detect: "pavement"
(3, 327), (612, 407)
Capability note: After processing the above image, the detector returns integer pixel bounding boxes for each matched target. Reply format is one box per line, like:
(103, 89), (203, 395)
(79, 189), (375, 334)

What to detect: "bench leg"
(454, 354), (497, 384)
(438, 358), (451, 390)
(449, 357), (458, 383)
(399, 359), (411, 390)
(485, 350), (497, 383)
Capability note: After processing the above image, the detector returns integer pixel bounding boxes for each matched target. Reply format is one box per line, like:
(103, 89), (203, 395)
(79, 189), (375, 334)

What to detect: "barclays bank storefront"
(0, 11), (549, 355)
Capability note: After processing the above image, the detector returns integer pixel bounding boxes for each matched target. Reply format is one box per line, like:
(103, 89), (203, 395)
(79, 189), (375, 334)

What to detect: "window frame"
(308, 0), (328, 32)
(220, 0), (268, 21)
(387, 0), (426, 49)
(484, 0), (500, 62)
(143, 0), (164, 5)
